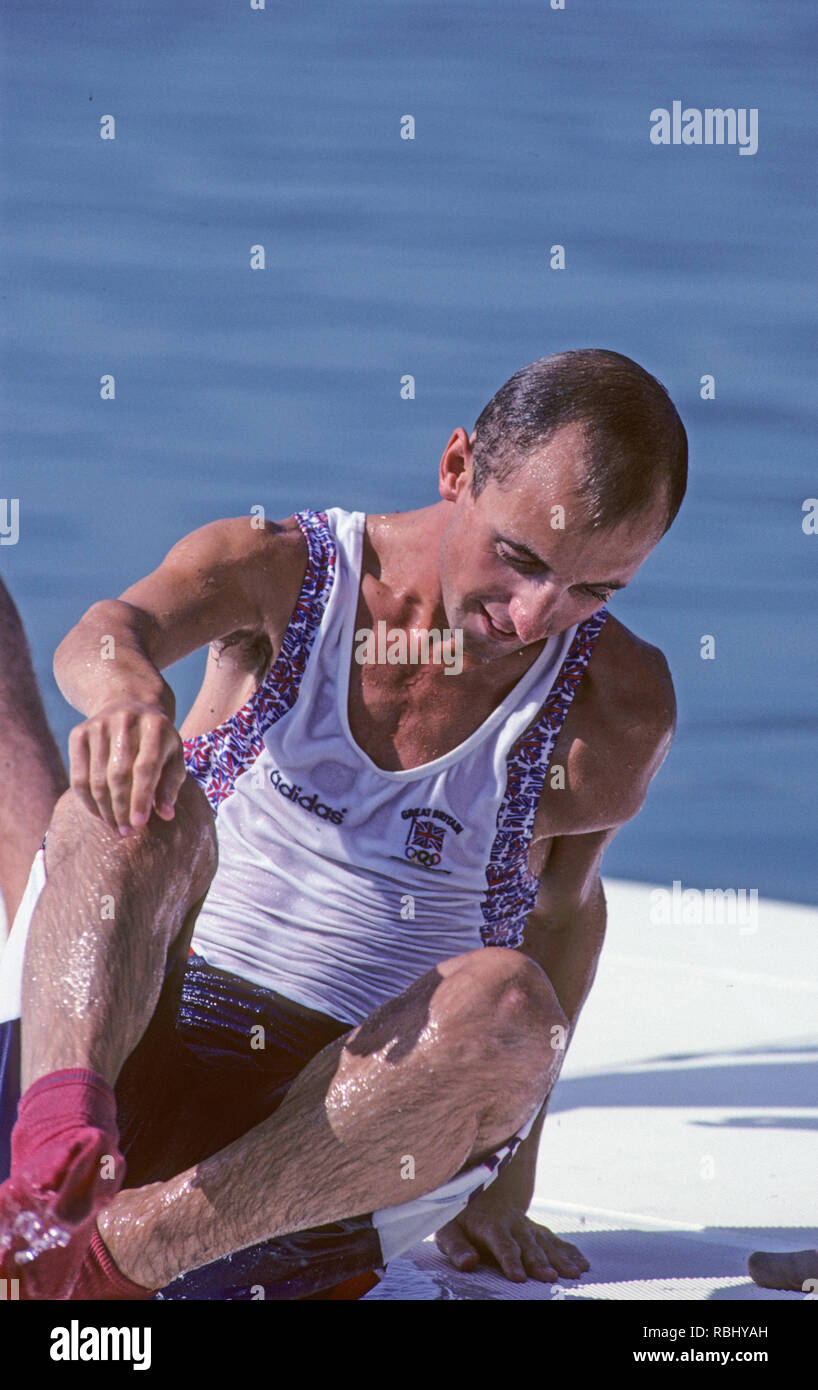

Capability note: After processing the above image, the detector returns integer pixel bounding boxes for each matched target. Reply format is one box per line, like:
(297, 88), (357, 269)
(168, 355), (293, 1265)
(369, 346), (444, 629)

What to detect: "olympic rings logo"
(405, 846), (441, 867)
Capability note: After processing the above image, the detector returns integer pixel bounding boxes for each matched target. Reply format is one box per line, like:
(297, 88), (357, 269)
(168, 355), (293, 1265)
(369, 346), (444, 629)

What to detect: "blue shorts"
(0, 851), (538, 1300)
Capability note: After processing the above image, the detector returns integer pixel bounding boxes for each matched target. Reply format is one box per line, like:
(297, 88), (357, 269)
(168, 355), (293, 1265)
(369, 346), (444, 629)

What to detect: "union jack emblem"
(408, 818), (445, 852)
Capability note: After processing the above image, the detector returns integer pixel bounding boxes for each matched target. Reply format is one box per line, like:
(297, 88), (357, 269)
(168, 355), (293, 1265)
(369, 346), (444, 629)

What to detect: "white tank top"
(185, 508), (608, 1025)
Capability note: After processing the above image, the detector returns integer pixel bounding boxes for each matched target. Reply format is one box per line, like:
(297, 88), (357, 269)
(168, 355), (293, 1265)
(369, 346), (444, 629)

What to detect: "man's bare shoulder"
(583, 611), (677, 751)
(171, 514), (308, 636)
(174, 512), (306, 575)
(239, 515), (308, 627)
(174, 516), (309, 737)
(535, 613), (676, 840)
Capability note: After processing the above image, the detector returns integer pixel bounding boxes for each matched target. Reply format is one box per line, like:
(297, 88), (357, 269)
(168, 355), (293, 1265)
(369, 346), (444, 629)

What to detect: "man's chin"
(460, 622), (524, 662)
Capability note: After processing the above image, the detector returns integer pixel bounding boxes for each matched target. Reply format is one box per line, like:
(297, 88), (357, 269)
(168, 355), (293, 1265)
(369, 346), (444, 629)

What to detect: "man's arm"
(52, 516), (306, 834)
(487, 831), (615, 1213)
(433, 830), (615, 1283)
(435, 627), (677, 1282)
(493, 629), (678, 1209)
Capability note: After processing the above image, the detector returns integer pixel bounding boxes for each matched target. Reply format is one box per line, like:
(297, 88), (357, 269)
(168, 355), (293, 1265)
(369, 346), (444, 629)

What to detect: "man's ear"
(439, 428), (473, 501)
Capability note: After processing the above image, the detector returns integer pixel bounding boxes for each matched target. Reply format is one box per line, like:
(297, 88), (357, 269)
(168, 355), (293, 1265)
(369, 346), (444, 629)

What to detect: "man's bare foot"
(747, 1248), (818, 1292)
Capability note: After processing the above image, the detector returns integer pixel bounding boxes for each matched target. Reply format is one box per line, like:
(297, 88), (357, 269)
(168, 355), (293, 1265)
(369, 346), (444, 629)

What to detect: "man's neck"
(360, 504), (546, 682)
(362, 504), (450, 629)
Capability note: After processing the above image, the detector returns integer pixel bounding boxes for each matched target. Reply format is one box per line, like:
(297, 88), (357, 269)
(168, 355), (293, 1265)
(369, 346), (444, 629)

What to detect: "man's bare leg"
(19, 780), (217, 1090)
(95, 947), (567, 1292)
(0, 777), (217, 1296)
(0, 577), (68, 928)
(748, 1248), (818, 1292)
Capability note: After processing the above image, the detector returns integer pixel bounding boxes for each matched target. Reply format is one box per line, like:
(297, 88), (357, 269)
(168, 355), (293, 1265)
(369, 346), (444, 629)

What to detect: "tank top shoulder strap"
(285, 508), (339, 659)
(480, 605), (609, 947)
(183, 508), (338, 811)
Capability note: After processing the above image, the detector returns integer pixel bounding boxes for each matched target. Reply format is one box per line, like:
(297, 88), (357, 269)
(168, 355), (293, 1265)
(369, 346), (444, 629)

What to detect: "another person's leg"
(0, 577), (68, 929)
(748, 1247), (818, 1292)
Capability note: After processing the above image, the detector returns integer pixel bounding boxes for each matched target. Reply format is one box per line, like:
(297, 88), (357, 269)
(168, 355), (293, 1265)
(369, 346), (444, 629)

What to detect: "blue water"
(1, 0), (815, 902)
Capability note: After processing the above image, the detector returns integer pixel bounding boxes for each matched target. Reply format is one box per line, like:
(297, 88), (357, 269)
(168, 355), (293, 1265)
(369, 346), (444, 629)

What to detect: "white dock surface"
(364, 878), (817, 1300)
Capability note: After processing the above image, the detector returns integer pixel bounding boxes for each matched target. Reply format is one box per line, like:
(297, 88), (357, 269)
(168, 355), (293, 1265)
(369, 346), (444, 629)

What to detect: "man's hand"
(434, 1190), (589, 1284)
(68, 700), (187, 836)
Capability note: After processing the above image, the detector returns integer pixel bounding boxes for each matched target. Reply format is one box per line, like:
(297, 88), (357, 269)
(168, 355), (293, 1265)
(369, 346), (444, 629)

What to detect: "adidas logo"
(269, 769), (347, 825)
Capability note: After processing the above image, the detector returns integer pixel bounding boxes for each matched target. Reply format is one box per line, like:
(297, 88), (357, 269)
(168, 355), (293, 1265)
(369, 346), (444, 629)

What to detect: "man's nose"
(508, 583), (561, 643)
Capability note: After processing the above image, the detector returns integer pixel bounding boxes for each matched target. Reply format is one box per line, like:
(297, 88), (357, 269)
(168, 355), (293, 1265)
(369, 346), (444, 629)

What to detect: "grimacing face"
(436, 423), (668, 662)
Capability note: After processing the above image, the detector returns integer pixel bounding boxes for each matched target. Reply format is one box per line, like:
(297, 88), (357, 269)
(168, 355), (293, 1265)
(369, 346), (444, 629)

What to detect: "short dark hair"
(469, 349), (688, 534)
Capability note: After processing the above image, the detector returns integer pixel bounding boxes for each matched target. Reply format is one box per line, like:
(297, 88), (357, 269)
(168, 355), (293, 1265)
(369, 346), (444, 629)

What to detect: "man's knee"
(431, 948), (568, 1087)
(431, 950), (565, 1148)
(46, 775), (217, 895)
(449, 946), (567, 1036)
(163, 775), (219, 890)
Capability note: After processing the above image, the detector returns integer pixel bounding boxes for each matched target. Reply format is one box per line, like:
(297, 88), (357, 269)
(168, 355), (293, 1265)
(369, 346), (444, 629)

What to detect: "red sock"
(0, 1069), (126, 1298)
(69, 1229), (156, 1301)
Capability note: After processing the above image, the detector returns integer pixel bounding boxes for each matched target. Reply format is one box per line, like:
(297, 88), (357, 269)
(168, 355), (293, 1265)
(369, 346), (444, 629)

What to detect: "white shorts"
(371, 1103), (539, 1263)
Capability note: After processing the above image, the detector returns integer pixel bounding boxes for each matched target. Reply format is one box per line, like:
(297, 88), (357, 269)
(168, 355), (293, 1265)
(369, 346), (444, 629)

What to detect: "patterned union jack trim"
(464, 1130), (526, 1205)
(480, 607), (609, 948)
(182, 510), (337, 812)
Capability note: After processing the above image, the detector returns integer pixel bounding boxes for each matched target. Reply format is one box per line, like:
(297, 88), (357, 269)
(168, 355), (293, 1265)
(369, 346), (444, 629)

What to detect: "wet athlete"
(0, 348), (683, 1299)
